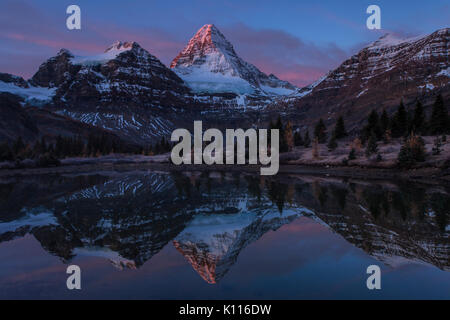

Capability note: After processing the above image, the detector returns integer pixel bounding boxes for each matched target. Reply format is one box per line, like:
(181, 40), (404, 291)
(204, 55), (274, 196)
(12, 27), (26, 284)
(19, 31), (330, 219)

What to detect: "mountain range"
(0, 25), (448, 145)
(0, 172), (448, 283)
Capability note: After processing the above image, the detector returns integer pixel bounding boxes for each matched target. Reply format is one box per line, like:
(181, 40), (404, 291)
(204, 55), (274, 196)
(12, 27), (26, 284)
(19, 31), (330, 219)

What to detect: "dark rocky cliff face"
(1, 29), (448, 145)
(0, 92), (130, 147)
(31, 49), (81, 88)
(0, 73), (29, 88)
(272, 28), (449, 131)
(0, 93), (39, 142)
(21, 41), (196, 144)
(50, 42), (191, 108)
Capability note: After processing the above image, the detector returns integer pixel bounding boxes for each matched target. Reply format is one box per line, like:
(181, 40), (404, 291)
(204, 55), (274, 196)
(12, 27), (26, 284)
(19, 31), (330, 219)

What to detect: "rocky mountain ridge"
(275, 28), (450, 131)
(0, 26), (448, 145)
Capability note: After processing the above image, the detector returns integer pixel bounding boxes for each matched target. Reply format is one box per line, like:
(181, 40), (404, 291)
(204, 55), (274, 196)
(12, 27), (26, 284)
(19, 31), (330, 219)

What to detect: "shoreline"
(0, 159), (448, 186)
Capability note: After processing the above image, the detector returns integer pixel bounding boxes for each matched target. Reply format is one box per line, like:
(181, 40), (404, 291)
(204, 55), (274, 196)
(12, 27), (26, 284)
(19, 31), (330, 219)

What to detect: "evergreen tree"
(154, 141), (160, 154)
(161, 137), (167, 153)
(55, 135), (64, 157)
(13, 136), (25, 156)
(40, 137), (48, 154)
(47, 142), (55, 154)
(284, 121), (294, 151)
(334, 116), (347, 139)
(32, 140), (43, 158)
(327, 132), (338, 151)
(275, 116), (283, 132)
(392, 101), (408, 138)
(429, 94), (448, 135)
(314, 119), (327, 144)
(363, 110), (382, 141)
(0, 142), (13, 161)
(348, 148), (356, 160)
(294, 131), (303, 146)
(271, 116), (288, 152)
(303, 131), (311, 148)
(380, 109), (390, 135)
(312, 137), (319, 159)
(365, 132), (378, 157)
(398, 134), (426, 168)
(411, 101), (425, 134)
(432, 137), (442, 155)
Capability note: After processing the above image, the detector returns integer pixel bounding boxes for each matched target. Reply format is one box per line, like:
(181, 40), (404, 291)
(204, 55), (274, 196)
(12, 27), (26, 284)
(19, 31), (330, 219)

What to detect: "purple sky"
(0, 0), (448, 87)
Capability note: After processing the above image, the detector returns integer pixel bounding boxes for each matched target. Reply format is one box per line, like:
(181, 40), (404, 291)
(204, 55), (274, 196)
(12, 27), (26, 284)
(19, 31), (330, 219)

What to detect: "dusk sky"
(0, 0), (448, 87)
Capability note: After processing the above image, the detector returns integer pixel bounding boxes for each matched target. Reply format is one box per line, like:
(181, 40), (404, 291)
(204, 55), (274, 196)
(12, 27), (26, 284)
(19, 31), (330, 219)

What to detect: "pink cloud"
(220, 23), (353, 87)
(87, 23), (185, 66)
(3, 32), (105, 52)
(0, 1), (356, 87)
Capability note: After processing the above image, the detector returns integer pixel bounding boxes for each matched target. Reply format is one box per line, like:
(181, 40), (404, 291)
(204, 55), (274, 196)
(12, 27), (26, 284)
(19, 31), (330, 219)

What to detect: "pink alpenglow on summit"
(171, 24), (298, 95)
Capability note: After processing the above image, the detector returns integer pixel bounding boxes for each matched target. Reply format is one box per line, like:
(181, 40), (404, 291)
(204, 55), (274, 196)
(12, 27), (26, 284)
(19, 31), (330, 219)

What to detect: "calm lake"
(0, 170), (448, 299)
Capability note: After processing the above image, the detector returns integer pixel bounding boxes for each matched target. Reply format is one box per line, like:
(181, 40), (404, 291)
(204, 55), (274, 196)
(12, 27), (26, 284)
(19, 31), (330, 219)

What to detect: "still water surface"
(0, 170), (448, 299)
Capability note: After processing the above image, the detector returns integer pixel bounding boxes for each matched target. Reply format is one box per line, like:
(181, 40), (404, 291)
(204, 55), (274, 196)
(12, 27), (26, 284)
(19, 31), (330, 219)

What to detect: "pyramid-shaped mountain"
(171, 24), (297, 96)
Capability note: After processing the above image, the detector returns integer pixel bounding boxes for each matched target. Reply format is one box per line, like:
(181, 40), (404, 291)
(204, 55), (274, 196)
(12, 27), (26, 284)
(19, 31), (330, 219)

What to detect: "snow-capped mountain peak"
(57, 48), (73, 57)
(105, 40), (136, 53)
(279, 28), (449, 132)
(70, 41), (139, 66)
(170, 24), (297, 96)
(367, 32), (424, 50)
(170, 24), (237, 70)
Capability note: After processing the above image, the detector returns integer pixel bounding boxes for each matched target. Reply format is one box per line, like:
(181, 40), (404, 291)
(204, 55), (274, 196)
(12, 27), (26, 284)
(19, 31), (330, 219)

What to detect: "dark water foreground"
(0, 170), (448, 299)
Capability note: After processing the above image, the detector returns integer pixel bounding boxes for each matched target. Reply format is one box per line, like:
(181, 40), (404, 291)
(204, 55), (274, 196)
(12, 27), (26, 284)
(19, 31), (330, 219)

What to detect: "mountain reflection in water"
(0, 171), (448, 298)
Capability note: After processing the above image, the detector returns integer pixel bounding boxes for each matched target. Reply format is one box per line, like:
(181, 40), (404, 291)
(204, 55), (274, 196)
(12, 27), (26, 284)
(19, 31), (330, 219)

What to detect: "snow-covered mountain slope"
(171, 24), (297, 96)
(0, 73), (56, 106)
(173, 207), (312, 284)
(28, 41), (196, 144)
(70, 41), (135, 66)
(0, 92), (130, 145)
(1, 27), (448, 146)
(315, 28), (449, 98)
(32, 41), (190, 104)
(274, 28), (450, 131)
(0, 173), (447, 276)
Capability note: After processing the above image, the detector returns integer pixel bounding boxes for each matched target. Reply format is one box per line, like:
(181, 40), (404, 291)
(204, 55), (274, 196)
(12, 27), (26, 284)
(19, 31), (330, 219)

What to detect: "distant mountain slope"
(0, 92), (131, 147)
(27, 41), (197, 144)
(0, 93), (39, 143)
(171, 24), (297, 96)
(0, 73), (56, 106)
(34, 41), (191, 107)
(279, 28), (449, 131)
(0, 27), (448, 145)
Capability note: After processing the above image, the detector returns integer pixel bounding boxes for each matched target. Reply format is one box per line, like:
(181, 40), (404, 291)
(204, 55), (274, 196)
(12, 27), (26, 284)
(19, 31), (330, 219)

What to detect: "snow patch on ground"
(260, 85), (296, 96)
(0, 80), (56, 105)
(368, 33), (424, 50)
(436, 67), (450, 78)
(176, 68), (256, 94)
(0, 210), (57, 233)
(356, 88), (368, 98)
(71, 41), (133, 66)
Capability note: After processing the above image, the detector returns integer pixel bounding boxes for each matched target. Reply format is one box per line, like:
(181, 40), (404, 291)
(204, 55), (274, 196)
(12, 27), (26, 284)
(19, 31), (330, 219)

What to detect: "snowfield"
(171, 24), (298, 96)
(0, 80), (56, 105)
(175, 68), (257, 94)
(70, 41), (134, 66)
